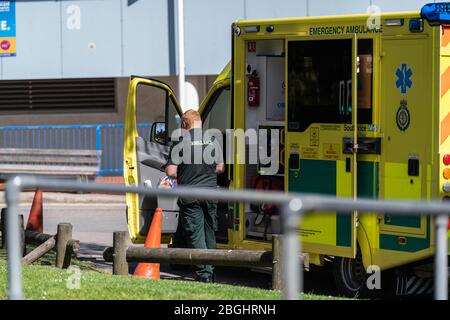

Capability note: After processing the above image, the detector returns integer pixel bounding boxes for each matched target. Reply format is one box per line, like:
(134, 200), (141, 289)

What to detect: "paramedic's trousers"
(174, 199), (218, 277)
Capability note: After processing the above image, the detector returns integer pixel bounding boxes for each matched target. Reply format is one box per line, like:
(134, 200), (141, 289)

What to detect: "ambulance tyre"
(332, 251), (369, 298)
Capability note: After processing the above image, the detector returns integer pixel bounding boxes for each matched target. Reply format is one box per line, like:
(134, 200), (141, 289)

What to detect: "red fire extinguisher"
(248, 70), (260, 107)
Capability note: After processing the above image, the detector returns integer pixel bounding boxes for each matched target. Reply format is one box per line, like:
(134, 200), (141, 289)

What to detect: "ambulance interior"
(201, 84), (232, 243)
(244, 40), (286, 241)
(243, 39), (374, 241)
(131, 37), (374, 243)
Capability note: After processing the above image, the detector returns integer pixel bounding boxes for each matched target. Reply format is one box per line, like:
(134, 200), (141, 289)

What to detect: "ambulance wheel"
(332, 251), (368, 298)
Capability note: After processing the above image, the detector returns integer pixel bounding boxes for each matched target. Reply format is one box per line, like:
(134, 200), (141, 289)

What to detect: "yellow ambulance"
(124, 3), (450, 296)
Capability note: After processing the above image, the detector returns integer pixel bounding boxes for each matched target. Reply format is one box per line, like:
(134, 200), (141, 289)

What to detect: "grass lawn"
(0, 248), (347, 300)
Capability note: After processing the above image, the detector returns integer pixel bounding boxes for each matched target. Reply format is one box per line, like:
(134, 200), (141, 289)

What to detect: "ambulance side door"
(379, 36), (432, 263)
(124, 77), (182, 243)
(286, 37), (359, 258)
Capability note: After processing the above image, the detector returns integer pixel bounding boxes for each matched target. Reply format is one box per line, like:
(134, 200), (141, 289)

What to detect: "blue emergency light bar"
(421, 2), (450, 25)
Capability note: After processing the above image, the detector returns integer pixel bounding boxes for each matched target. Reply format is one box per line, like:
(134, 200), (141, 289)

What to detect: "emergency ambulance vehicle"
(123, 3), (450, 296)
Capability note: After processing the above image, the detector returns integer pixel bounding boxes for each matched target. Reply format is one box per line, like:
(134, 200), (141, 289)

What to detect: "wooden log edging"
(103, 231), (283, 290)
(103, 246), (274, 267)
(23, 223), (80, 268)
(129, 247), (273, 267)
(22, 237), (56, 265)
(1, 209), (25, 254)
(56, 223), (72, 269)
(272, 235), (282, 291)
(1, 209), (80, 269)
(25, 230), (53, 244)
(1, 211), (25, 255)
(112, 231), (128, 276)
(25, 230), (79, 253)
(0, 208), (6, 249)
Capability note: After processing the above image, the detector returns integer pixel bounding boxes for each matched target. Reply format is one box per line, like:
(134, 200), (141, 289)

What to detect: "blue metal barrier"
(0, 124), (153, 176)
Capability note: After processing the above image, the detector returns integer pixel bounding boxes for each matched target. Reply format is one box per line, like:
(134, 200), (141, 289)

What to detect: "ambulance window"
(167, 97), (181, 142)
(287, 39), (373, 131)
(288, 39), (352, 132)
(357, 39), (373, 124)
(202, 86), (232, 133)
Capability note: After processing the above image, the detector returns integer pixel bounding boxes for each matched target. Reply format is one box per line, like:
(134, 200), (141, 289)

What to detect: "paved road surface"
(20, 203), (128, 250)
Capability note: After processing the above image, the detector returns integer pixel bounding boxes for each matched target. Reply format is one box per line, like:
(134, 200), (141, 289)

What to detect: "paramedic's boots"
(169, 215), (190, 271)
(195, 273), (216, 283)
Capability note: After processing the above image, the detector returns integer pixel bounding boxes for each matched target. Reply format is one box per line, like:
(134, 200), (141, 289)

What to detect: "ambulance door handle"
(343, 137), (381, 155)
(408, 158), (420, 177)
(346, 158), (351, 173)
(289, 154), (300, 171)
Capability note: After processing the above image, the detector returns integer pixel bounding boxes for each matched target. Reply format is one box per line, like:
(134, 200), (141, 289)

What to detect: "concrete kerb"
(0, 191), (126, 205)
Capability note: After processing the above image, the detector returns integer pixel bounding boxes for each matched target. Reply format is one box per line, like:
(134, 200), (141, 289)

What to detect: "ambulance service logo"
(396, 64), (413, 94)
(396, 100), (410, 132)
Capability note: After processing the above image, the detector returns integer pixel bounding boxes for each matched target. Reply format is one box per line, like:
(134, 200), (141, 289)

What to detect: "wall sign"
(0, 0), (16, 57)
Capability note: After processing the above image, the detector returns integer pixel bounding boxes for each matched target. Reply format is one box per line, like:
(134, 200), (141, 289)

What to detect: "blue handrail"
(0, 123), (153, 176)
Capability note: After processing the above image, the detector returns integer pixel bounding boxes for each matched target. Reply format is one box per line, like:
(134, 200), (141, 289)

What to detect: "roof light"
(443, 182), (450, 193)
(244, 26), (260, 33)
(444, 168), (450, 180)
(266, 25), (275, 33)
(421, 2), (450, 25)
(409, 19), (424, 33)
(444, 154), (450, 166)
(385, 19), (404, 27)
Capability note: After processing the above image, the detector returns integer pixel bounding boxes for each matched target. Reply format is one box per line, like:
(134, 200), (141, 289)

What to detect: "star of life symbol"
(396, 64), (413, 94)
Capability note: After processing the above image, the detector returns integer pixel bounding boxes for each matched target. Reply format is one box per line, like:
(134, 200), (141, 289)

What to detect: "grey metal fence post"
(435, 214), (448, 300)
(282, 198), (303, 300)
(5, 177), (24, 300)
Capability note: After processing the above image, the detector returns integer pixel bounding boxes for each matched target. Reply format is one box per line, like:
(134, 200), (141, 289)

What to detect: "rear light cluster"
(443, 154), (450, 193)
(443, 155), (450, 230)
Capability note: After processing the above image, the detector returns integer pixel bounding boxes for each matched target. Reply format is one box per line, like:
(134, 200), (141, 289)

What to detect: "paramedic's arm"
(213, 135), (225, 175)
(165, 141), (178, 179)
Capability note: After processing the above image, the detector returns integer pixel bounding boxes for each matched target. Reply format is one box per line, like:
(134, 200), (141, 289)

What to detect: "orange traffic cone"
(26, 189), (43, 233)
(133, 208), (162, 279)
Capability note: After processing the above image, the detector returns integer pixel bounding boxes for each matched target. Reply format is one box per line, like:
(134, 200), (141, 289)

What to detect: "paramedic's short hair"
(181, 109), (201, 129)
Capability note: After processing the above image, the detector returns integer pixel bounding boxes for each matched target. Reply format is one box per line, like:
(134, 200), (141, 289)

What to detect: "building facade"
(0, 0), (444, 127)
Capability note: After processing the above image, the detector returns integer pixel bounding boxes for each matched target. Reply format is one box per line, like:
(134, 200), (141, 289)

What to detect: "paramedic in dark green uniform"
(165, 110), (224, 282)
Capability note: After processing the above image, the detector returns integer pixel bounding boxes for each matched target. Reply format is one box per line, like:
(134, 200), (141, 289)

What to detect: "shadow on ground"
(70, 241), (435, 300)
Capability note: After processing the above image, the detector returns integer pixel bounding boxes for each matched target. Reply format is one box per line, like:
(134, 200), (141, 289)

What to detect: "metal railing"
(0, 124), (152, 176)
(3, 175), (449, 300)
